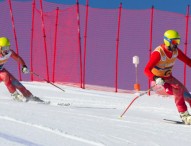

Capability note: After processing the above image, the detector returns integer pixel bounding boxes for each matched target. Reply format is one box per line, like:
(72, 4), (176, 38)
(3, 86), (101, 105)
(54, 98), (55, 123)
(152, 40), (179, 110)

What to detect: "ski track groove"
(0, 115), (105, 146)
(102, 135), (136, 145)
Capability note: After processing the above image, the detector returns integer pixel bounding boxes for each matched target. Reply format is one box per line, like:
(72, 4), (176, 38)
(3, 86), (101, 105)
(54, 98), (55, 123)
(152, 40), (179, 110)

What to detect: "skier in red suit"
(0, 37), (40, 102)
(144, 30), (191, 124)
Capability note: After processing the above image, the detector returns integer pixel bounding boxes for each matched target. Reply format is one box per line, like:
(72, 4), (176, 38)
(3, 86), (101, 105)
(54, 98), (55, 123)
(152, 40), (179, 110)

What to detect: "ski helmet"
(0, 37), (10, 47)
(164, 30), (180, 46)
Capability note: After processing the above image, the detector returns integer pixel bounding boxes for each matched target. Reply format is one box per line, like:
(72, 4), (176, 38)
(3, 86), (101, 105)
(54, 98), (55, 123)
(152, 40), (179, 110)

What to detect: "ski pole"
(30, 71), (65, 92)
(119, 85), (156, 118)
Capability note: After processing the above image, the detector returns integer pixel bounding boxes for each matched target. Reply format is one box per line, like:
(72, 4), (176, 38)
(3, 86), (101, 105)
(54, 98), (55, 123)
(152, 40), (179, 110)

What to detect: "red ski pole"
(120, 85), (156, 118)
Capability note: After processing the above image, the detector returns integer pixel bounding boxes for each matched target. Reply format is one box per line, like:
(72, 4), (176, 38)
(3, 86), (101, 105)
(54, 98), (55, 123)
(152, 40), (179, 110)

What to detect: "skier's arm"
(11, 50), (26, 66)
(177, 49), (191, 67)
(144, 51), (161, 81)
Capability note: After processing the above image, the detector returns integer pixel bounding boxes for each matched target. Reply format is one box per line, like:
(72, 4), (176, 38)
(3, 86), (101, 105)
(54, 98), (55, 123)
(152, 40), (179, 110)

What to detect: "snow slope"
(0, 81), (190, 146)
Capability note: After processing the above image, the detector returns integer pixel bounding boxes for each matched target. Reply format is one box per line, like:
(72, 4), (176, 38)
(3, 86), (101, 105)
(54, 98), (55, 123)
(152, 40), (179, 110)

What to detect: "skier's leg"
(0, 70), (16, 93)
(6, 69), (33, 98)
(165, 77), (191, 124)
(0, 69), (25, 101)
(10, 76), (32, 97)
(7, 70), (41, 101)
(181, 88), (191, 108)
(152, 77), (188, 112)
(165, 77), (187, 113)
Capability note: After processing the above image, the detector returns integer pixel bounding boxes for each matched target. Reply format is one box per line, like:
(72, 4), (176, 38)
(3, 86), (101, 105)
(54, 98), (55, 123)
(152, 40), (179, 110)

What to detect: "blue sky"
(44, 0), (191, 14)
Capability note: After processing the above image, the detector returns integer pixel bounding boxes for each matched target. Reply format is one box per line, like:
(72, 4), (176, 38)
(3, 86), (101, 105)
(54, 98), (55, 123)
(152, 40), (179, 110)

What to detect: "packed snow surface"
(0, 82), (190, 146)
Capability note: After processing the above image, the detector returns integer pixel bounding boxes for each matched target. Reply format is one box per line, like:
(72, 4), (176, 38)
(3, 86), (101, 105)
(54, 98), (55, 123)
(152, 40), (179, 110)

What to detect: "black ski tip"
(163, 118), (184, 124)
(26, 96), (44, 103)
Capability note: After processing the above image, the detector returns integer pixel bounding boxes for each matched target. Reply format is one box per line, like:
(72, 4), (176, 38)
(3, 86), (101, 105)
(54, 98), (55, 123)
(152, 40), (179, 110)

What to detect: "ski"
(38, 101), (70, 106)
(57, 102), (70, 106)
(12, 96), (70, 107)
(163, 119), (184, 124)
(28, 100), (70, 107)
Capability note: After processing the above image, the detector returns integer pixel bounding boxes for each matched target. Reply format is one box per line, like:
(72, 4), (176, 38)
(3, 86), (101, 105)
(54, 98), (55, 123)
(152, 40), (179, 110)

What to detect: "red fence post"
(40, 0), (49, 81)
(76, 0), (83, 88)
(184, 5), (190, 86)
(52, 7), (59, 83)
(148, 6), (154, 95)
(82, 0), (89, 89)
(8, 0), (22, 81)
(115, 3), (122, 92)
(30, 0), (35, 81)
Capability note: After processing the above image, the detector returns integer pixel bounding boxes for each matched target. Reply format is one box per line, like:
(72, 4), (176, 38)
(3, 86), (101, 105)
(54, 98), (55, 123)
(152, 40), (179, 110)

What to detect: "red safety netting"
(1, 0), (191, 92)
(32, 5), (81, 87)
(83, 7), (118, 90)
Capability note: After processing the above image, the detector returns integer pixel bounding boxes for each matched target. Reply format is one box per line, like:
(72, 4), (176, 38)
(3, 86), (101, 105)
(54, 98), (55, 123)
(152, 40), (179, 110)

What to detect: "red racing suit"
(0, 49), (32, 97)
(144, 44), (191, 112)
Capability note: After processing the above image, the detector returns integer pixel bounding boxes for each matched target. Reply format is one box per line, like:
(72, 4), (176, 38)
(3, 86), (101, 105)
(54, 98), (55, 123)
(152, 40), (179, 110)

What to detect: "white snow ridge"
(0, 81), (190, 146)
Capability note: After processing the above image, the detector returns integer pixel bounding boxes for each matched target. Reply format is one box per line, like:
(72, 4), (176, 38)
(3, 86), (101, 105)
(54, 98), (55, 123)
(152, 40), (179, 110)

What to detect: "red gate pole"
(76, 0), (83, 88)
(40, 0), (49, 81)
(148, 6), (154, 95)
(30, 0), (36, 81)
(115, 3), (122, 92)
(82, 0), (89, 89)
(183, 5), (190, 86)
(52, 7), (59, 83)
(8, 0), (22, 81)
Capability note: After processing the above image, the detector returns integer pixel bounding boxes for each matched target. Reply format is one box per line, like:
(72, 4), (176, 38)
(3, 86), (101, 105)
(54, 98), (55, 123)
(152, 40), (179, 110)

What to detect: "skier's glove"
(153, 76), (165, 85)
(22, 65), (29, 74)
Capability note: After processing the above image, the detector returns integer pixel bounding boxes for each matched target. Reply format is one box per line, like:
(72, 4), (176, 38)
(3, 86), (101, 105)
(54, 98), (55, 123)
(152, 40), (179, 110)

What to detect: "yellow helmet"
(0, 37), (10, 47)
(164, 30), (180, 46)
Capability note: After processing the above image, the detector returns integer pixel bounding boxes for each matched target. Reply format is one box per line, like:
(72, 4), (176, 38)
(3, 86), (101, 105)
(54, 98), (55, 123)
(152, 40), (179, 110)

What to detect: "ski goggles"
(1, 46), (10, 55)
(2, 46), (10, 51)
(164, 36), (181, 45)
(171, 38), (180, 45)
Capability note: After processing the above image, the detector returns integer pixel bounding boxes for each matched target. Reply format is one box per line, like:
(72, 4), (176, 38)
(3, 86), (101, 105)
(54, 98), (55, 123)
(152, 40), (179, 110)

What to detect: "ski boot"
(180, 111), (191, 125)
(11, 91), (26, 102)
